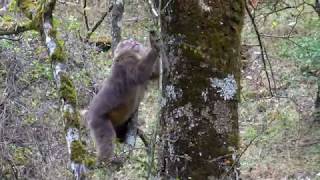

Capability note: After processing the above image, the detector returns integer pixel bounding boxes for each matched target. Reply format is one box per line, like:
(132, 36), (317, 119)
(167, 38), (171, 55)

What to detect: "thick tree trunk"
(159, 0), (244, 179)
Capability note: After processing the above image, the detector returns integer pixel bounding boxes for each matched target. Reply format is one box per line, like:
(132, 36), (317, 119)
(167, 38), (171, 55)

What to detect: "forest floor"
(239, 45), (319, 179)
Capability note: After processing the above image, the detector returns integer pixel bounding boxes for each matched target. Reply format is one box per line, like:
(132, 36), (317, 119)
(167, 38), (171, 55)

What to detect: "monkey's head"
(114, 39), (149, 62)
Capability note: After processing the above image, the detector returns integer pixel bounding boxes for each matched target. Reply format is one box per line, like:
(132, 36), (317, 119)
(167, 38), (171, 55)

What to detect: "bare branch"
(245, 1), (276, 96)
(144, 0), (159, 24)
(86, 5), (113, 40)
(83, 0), (90, 31)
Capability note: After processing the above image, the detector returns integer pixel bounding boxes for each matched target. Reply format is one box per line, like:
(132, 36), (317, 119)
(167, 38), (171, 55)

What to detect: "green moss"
(17, 0), (36, 19)
(84, 155), (96, 169)
(51, 39), (66, 63)
(52, 17), (61, 28)
(60, 74), (80, 128)
(64, 110), (80, 129)
(60, 74), (77, 106)
(70, 140), (96, 168)
(8, 0), (17, 12)
(13, 147), (32, 166)
(70, 140), (86, 163)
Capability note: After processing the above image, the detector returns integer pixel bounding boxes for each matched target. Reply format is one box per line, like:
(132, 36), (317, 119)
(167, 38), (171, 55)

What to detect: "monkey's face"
(114, 39), (149, 60)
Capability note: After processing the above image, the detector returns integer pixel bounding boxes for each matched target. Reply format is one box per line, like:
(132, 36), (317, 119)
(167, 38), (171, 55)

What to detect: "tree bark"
(159, 0), (244, 179)
(111, 0), (124, 54)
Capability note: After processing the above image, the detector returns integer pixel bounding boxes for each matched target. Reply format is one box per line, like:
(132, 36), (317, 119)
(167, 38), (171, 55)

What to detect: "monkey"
(86, 31), (160, 162)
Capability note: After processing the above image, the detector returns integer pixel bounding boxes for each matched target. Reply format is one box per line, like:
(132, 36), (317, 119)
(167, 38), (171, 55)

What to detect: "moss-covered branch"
(0, 22), (35, 35)
(16, 0), (36, 19)
(5, 0), (93, 179)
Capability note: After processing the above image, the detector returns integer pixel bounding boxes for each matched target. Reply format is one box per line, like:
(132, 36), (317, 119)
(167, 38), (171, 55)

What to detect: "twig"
(261, 33), (319, 53)
(224, 117), (277, 178)
(147, 1), (162, 179)
(262, 3), (304, 19)
(263, 46), (277, 92)
(288, 4), (304, 37)
(143, 0), (159, 25)
(0, 35), (22, 41)
(4, 157), (18, 180)
(161, 0), (173, 13)
(83, 0), (90, 31)
(245, 1), (275, 96)
(86, 5), (113, 39)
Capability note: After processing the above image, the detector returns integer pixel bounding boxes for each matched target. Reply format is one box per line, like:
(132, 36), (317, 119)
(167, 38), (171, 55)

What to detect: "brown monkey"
(87, 31), (160, 162)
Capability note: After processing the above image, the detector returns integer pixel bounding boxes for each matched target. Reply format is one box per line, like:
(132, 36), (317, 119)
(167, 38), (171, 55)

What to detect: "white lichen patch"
(199, 0), (212, 12)
(165, 85), (182, 101)
(54, 63), (66, 83)
(71, 163), (87, 180)
(210, 74), (237, 100)
(43, 21), (56, 56)
(202, 89), (208, 102)
(66, 128), (80, 154)
(172, 103), (193, 119)
(63, 103), (74, 113)
(45, 36), (56, 56)
(160, 96), (167, 108)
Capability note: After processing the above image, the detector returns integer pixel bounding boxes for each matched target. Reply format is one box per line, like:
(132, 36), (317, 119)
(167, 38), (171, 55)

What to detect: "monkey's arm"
(135, 48), (159, 82)
(134, 31), (160, 83)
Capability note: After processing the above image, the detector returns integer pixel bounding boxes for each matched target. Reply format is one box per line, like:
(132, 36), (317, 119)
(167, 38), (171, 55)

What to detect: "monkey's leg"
(89, 118), (116, 161)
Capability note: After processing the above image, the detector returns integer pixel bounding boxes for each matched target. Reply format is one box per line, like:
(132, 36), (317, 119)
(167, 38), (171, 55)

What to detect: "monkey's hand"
(149, 30), (160, 52)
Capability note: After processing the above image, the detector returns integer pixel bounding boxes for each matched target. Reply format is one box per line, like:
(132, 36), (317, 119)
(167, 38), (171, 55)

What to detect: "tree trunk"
(111, 0), (124, 54)
(159, 0), (244, 179)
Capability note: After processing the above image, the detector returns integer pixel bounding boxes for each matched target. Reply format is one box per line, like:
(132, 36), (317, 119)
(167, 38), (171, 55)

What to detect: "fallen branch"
(0, 22), (34, 36)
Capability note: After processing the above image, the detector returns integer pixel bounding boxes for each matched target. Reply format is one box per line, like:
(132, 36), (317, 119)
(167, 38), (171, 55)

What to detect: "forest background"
(0, 0), (319, 179)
